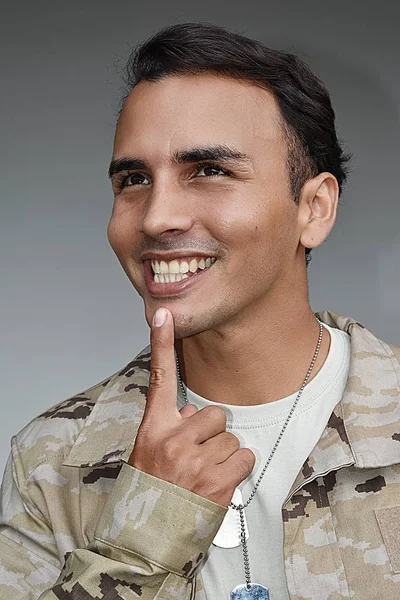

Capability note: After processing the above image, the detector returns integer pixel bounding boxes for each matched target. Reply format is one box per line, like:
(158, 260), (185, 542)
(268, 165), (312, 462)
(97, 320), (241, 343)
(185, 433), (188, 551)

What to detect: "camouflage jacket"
(1, 311), (400, 600)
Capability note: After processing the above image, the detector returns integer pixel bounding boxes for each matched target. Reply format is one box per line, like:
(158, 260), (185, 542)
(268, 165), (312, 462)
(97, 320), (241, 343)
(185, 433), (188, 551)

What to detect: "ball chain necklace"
(175, 317), (324, 600)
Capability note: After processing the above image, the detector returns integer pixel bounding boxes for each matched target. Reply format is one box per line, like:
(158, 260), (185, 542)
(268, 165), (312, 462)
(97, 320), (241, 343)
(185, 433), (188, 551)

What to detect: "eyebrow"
(108, 144), (252, 179)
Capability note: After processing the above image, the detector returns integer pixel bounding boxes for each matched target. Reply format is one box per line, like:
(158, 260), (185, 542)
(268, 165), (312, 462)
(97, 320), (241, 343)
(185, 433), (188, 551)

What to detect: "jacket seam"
(24, 452), (72, 481)
(94, 535), (186, 578)
(77, 466), (87, 547)
(130, 467), (226, 515)
(338, 400), (356, 466)
(142, 487), (225, 515)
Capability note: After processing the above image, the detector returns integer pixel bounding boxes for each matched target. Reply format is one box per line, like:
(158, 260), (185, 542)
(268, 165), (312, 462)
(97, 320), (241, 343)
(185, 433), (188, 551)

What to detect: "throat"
(177, 318), (330, 407)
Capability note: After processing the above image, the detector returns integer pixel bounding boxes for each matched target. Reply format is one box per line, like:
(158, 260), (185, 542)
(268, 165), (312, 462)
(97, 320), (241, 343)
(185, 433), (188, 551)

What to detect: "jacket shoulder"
(12, 347), (150, 479)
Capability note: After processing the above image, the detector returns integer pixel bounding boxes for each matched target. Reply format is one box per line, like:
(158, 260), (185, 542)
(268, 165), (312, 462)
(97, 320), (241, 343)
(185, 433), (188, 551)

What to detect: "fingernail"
(153, 308), (168, 327)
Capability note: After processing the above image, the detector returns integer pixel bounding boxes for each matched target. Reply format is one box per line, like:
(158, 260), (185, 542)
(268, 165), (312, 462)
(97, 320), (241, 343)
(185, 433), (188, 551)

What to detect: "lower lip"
(143, 260), (214, 297)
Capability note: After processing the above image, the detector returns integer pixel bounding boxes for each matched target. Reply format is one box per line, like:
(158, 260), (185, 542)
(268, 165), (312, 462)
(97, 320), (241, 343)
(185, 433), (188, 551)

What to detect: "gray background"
(1, 1), (399, 471)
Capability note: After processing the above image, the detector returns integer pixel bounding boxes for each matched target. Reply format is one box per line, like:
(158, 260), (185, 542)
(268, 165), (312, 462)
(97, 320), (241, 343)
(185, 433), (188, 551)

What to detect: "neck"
(175, 299), (331, 407)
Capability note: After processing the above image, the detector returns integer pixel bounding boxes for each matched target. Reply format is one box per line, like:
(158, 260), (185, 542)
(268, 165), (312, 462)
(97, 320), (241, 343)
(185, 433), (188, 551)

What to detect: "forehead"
(114, 73), (284, 160)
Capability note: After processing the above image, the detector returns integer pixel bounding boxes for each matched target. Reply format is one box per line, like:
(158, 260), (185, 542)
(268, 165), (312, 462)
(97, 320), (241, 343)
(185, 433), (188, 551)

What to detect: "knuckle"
(149, 366), (167, 388)
(191, 453), (204, 477)
(203, 470), (235, 505)
(219, 431), (238, 449)
(195, 473), (219, 497)
(160, 434), (182, 460)
(202, 405), (226, 424)
(239, 448), (256, 473)
(226, 432), (240, 450)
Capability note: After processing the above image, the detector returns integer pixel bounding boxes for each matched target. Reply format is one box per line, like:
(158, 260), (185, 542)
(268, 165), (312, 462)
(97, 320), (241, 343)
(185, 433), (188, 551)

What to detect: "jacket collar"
(63, 311), (400, 476)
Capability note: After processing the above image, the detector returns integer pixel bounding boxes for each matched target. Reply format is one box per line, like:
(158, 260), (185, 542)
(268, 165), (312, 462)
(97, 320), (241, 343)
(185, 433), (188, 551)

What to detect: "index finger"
(144, 307), (179, 422)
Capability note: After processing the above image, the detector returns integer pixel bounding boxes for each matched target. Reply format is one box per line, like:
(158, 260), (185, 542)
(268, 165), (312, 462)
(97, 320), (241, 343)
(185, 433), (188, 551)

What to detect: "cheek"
(204, 196), (262, 246)
(216, 198), (296, 275)
(107, 214), (136, 259)
(206, 198), (277, 257)
(107, 217), (121, 254)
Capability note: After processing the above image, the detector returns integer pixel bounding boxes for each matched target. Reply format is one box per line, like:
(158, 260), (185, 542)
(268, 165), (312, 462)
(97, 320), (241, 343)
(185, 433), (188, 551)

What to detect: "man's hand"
(128, 307), (255, 507)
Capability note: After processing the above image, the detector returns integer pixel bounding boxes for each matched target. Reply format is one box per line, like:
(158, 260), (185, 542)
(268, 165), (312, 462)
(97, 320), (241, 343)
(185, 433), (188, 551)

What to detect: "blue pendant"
(231, 583), (270, 599)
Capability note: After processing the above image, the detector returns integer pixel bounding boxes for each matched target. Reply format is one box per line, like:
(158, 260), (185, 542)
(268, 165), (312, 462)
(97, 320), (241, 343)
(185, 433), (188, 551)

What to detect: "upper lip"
(141, 251), (217, 262)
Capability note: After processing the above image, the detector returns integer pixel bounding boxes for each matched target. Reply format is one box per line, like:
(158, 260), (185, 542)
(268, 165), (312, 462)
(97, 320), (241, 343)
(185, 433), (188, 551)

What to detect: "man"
(1, 22), (399, 600)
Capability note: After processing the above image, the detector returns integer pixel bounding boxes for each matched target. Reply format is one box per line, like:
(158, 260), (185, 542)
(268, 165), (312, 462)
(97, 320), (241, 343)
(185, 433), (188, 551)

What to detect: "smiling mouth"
(143, 255), (217, 296)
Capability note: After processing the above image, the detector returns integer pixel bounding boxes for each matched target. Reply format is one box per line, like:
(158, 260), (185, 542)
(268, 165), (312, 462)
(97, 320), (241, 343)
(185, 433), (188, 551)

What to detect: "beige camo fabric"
(0, 311), (400, 599)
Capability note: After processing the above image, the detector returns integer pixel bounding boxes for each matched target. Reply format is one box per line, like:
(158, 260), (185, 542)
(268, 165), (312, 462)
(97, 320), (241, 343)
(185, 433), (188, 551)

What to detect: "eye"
(122, 172), (151, 187)
(194, 164), (230, 178)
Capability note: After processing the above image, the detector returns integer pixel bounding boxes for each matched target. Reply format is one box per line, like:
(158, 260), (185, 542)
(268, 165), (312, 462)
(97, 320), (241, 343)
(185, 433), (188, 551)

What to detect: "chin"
(169, 310), (203, 339)
(145, 303), (209, 339)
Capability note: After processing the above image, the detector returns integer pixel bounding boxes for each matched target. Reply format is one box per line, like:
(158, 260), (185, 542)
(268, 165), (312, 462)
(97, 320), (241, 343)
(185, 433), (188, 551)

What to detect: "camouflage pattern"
(0, 311), (400, 599)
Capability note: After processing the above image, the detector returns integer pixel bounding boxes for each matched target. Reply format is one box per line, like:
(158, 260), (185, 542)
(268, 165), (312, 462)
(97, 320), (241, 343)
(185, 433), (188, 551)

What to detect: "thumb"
(143, 308), (179, 422)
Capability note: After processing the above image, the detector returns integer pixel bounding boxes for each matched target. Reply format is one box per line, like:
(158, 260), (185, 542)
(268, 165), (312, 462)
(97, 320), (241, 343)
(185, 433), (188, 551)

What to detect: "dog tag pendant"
(231, 583), (270, 599)
(213, 488), (249, 548)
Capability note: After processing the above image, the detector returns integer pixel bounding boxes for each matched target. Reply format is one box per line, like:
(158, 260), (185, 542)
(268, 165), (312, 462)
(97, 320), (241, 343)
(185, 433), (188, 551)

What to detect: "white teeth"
(169, 260), (180, 274)
(151, 256), (216, 283)
(179, 261), (189, 274)
(189, 259), (198, 273)
(151, 256), (217, 275)
(151, 260), (160, 273)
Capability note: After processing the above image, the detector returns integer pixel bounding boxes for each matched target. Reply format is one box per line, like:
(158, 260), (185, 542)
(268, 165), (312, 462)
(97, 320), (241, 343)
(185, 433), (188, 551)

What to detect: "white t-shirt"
(177, 322), (351, 600)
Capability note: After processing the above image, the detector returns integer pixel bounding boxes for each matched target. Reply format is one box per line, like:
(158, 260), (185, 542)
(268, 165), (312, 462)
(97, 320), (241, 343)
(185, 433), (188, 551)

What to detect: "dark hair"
(121, 22), (351, 265)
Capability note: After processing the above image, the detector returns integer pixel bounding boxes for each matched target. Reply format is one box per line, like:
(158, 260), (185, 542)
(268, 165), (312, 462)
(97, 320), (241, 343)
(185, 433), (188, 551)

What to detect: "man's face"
(108, 73), (302, 338)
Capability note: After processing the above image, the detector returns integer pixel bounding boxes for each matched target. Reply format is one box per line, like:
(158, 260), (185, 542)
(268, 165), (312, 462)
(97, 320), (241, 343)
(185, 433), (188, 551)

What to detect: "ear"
(298, 172), (339, 250)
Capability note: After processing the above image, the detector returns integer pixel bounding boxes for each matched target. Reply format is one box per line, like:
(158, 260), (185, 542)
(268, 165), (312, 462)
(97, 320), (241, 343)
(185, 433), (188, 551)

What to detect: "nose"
(137, 178), (194, 239)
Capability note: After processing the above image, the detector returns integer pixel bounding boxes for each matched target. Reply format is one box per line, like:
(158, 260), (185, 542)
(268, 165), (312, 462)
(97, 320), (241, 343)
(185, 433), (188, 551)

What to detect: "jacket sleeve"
(0, 438), (227, 600)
